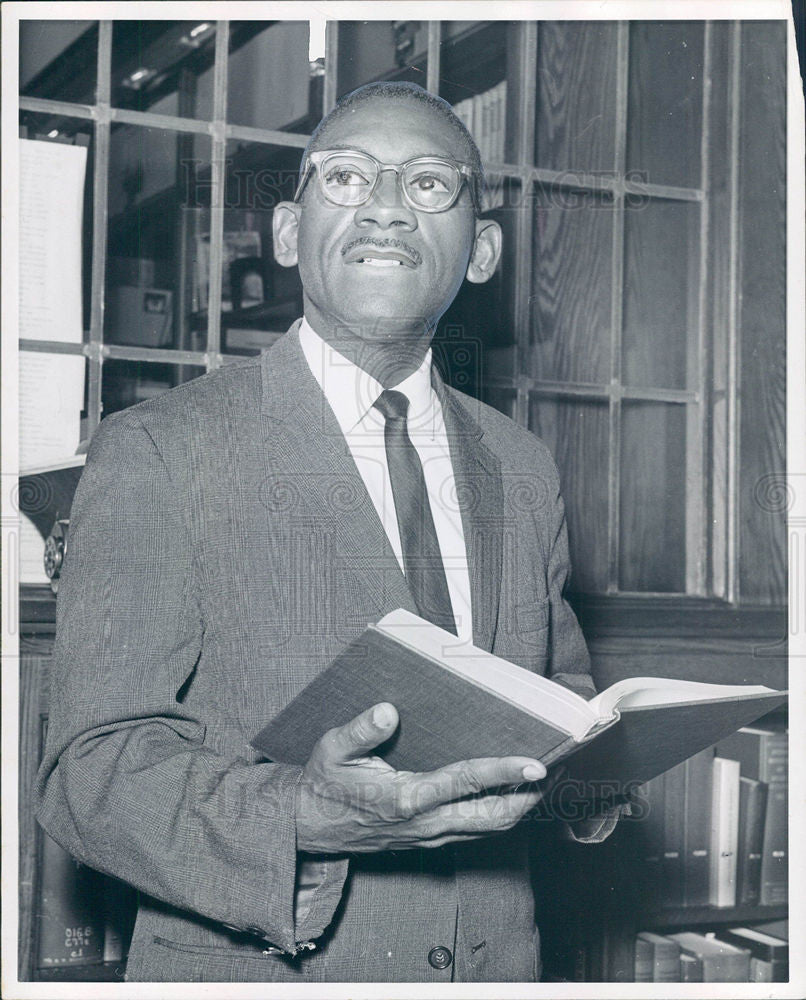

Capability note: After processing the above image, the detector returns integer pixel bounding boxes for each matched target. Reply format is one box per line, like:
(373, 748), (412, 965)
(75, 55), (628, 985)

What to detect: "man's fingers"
(409, 756), (546, 813)
(318, 702), (400, 762)
(417, 785), (543, 840)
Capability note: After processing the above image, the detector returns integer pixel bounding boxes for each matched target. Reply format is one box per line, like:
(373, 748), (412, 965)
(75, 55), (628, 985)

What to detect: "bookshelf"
(17, 16), (787, 984)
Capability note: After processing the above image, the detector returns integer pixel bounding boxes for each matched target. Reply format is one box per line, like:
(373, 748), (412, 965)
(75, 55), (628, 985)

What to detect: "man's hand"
(295, 702), (549, 853)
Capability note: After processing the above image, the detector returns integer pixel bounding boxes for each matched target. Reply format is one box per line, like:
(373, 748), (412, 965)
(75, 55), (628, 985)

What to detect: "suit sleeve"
(35, 412), (347, 955)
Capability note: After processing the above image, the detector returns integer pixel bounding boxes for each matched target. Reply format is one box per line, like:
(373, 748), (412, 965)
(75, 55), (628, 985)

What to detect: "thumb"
(324, 702), (399, 762)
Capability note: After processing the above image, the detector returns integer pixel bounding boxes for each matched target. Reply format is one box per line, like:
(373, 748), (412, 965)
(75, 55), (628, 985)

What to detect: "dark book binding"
(736, 776), (768, 905)
(662, 762), (686, 907)
(682, 747), (714, 906)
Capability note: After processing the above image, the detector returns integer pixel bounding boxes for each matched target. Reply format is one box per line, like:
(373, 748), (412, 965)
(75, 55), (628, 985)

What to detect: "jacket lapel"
(434, 372), (504, 654)
(260, 324), (415, 617)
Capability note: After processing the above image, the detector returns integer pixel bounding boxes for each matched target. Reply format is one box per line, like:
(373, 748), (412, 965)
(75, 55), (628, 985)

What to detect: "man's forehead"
(312, 97), (471, 162)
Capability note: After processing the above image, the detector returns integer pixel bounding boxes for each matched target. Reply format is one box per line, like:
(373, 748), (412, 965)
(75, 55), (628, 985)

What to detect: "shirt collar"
(299, 316), (436, 435)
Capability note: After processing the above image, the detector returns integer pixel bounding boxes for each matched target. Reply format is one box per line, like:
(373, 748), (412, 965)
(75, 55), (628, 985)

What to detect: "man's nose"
(354, 169), (417, 230)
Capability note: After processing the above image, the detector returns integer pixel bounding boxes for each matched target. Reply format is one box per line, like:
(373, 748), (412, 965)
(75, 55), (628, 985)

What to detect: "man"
(36, 82), (618, 983)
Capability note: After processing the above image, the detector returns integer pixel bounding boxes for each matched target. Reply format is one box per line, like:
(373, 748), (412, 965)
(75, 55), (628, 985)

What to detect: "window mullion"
(607, 21), (630, 593)
(324, 21), (339, 113)
(426, 22), (441, 94)
(86, 20), (113, 435)
(205, 22), (230, 368)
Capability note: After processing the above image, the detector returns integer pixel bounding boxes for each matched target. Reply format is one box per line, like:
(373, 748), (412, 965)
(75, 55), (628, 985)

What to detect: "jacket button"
(428, 946), (452, 970)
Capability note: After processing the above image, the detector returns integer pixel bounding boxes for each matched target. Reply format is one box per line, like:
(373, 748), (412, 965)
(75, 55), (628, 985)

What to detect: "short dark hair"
(301, 81), (485, 209)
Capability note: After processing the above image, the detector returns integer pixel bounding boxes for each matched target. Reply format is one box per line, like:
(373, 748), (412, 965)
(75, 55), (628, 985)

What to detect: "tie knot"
(373, 389), (410, 422)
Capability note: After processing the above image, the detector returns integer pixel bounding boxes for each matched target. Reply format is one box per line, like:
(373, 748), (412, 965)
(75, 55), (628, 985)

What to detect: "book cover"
(253, 612), (785, 795)
(669, 932), (751, 983)
(635, 931), (681, 982)
(679, 952), (704, 982)
(662, 761), (686, 907)
(736, 776), (768, 905)
(633, 933), (653, 982)
(716, 726), (788, 905)
(709, 757), (740, 907)
(682, 747), (714, 906)
(36, 831), (104, 968)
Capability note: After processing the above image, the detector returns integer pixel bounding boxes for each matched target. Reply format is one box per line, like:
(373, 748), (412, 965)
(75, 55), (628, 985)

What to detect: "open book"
(252, 609), (786, 792)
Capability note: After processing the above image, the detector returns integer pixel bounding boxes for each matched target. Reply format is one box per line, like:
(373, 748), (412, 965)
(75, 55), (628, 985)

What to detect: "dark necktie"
(373, 389), (457, 635)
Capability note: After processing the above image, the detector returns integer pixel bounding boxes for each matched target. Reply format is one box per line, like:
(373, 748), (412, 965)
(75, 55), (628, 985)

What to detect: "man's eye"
(324, 168), (370, 187)
(409, 172), (450, 192)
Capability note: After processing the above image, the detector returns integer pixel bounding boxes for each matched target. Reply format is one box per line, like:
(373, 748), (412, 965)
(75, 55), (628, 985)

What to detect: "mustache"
(340, 236), (423, 266)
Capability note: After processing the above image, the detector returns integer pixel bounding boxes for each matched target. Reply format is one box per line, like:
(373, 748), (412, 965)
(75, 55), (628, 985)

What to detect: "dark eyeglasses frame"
(293, 149), (481, 215)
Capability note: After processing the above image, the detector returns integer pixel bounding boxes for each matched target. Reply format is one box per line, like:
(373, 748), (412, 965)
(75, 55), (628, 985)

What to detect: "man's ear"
(465, 218), (502, 284)
(272, 201), (301, 267)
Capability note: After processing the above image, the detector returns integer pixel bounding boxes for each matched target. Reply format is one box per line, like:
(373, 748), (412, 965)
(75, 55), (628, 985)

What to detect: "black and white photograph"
(2, 2), (804, 996)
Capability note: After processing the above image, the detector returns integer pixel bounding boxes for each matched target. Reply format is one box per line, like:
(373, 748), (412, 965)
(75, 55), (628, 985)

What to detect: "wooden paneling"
(530, 397), (610, 592)
(626, 22), (705, 189)
(622, 199), (700, 389)
(618, 402), (687, 591)
(535, 21), (619, 173)
(530, 189), (613, 384)
(737, 21), (787, 604)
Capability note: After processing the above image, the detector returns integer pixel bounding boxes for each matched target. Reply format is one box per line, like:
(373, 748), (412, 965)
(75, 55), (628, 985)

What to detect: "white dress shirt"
(299, 317), (473, 643)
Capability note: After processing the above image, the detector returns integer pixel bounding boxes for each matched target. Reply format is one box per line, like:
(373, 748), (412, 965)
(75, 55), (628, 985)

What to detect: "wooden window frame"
(18, 19), (745, 606)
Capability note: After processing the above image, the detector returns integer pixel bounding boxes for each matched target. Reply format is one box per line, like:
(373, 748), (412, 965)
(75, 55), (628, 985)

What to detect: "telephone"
(44, 518), (70, 594)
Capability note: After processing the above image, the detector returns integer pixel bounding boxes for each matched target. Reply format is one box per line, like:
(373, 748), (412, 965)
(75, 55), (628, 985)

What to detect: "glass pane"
(102, 361), (205, 417)
(530, 186), (613, 384)
(111, 20), (216, 119)
(209, 140), (304, 356)
(622, 198), (700, 390)
(337, 21), (429, 99)
(228, 22), (315, 132)
(440, 22), (509, 166)
(529, 396), (609, 592)
(535, 21), (619, 174)
(20, 20), (97, 103)
(20, 353), (88, 466)
(19, 113), (95, 339)
(106, 124), (211, 352)
(482, 386), (517, 420)
(440, 176), (521, 396)
(619, 401), (687, 592)
(627, 22), (705, 190)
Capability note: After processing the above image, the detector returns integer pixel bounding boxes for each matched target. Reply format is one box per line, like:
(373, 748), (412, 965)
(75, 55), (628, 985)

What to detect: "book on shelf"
(634, 931), (680, 982)
(252, 609), (786, 790)
(633, 933), (653, 982)
(453, 80), (508, 210)
(736, 776), (768, 905)
(662, 759), (686, 907)
(668, 932), (751, 983)
(709, 756), (741, 907)
(36, 830), (105, 969)
(679, 952), (703, 982)
(716, 725), (788, 905)
(682, 747), (714, 906)
(715, 927), (788, 982)
(635, 771), (665, 908)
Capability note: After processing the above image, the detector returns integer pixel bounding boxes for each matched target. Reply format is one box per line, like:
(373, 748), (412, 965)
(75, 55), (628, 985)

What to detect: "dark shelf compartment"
(646, 902), (788, 929)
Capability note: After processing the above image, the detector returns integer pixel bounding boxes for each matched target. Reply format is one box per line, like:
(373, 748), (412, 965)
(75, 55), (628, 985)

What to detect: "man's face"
(290, 98), (481, 344)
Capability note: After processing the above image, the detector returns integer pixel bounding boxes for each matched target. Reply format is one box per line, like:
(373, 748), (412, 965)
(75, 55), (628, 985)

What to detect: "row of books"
(452, 81), (507, 211)
(634, 921), (789, 982)
(635, 722), (787, 910)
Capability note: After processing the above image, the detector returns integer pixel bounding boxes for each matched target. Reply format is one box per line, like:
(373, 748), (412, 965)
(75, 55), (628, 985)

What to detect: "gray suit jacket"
(35, 323), (596, 982)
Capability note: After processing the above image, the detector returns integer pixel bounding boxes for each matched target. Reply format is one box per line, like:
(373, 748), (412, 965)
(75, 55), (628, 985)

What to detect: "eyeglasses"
(293, 149), (480, 214)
